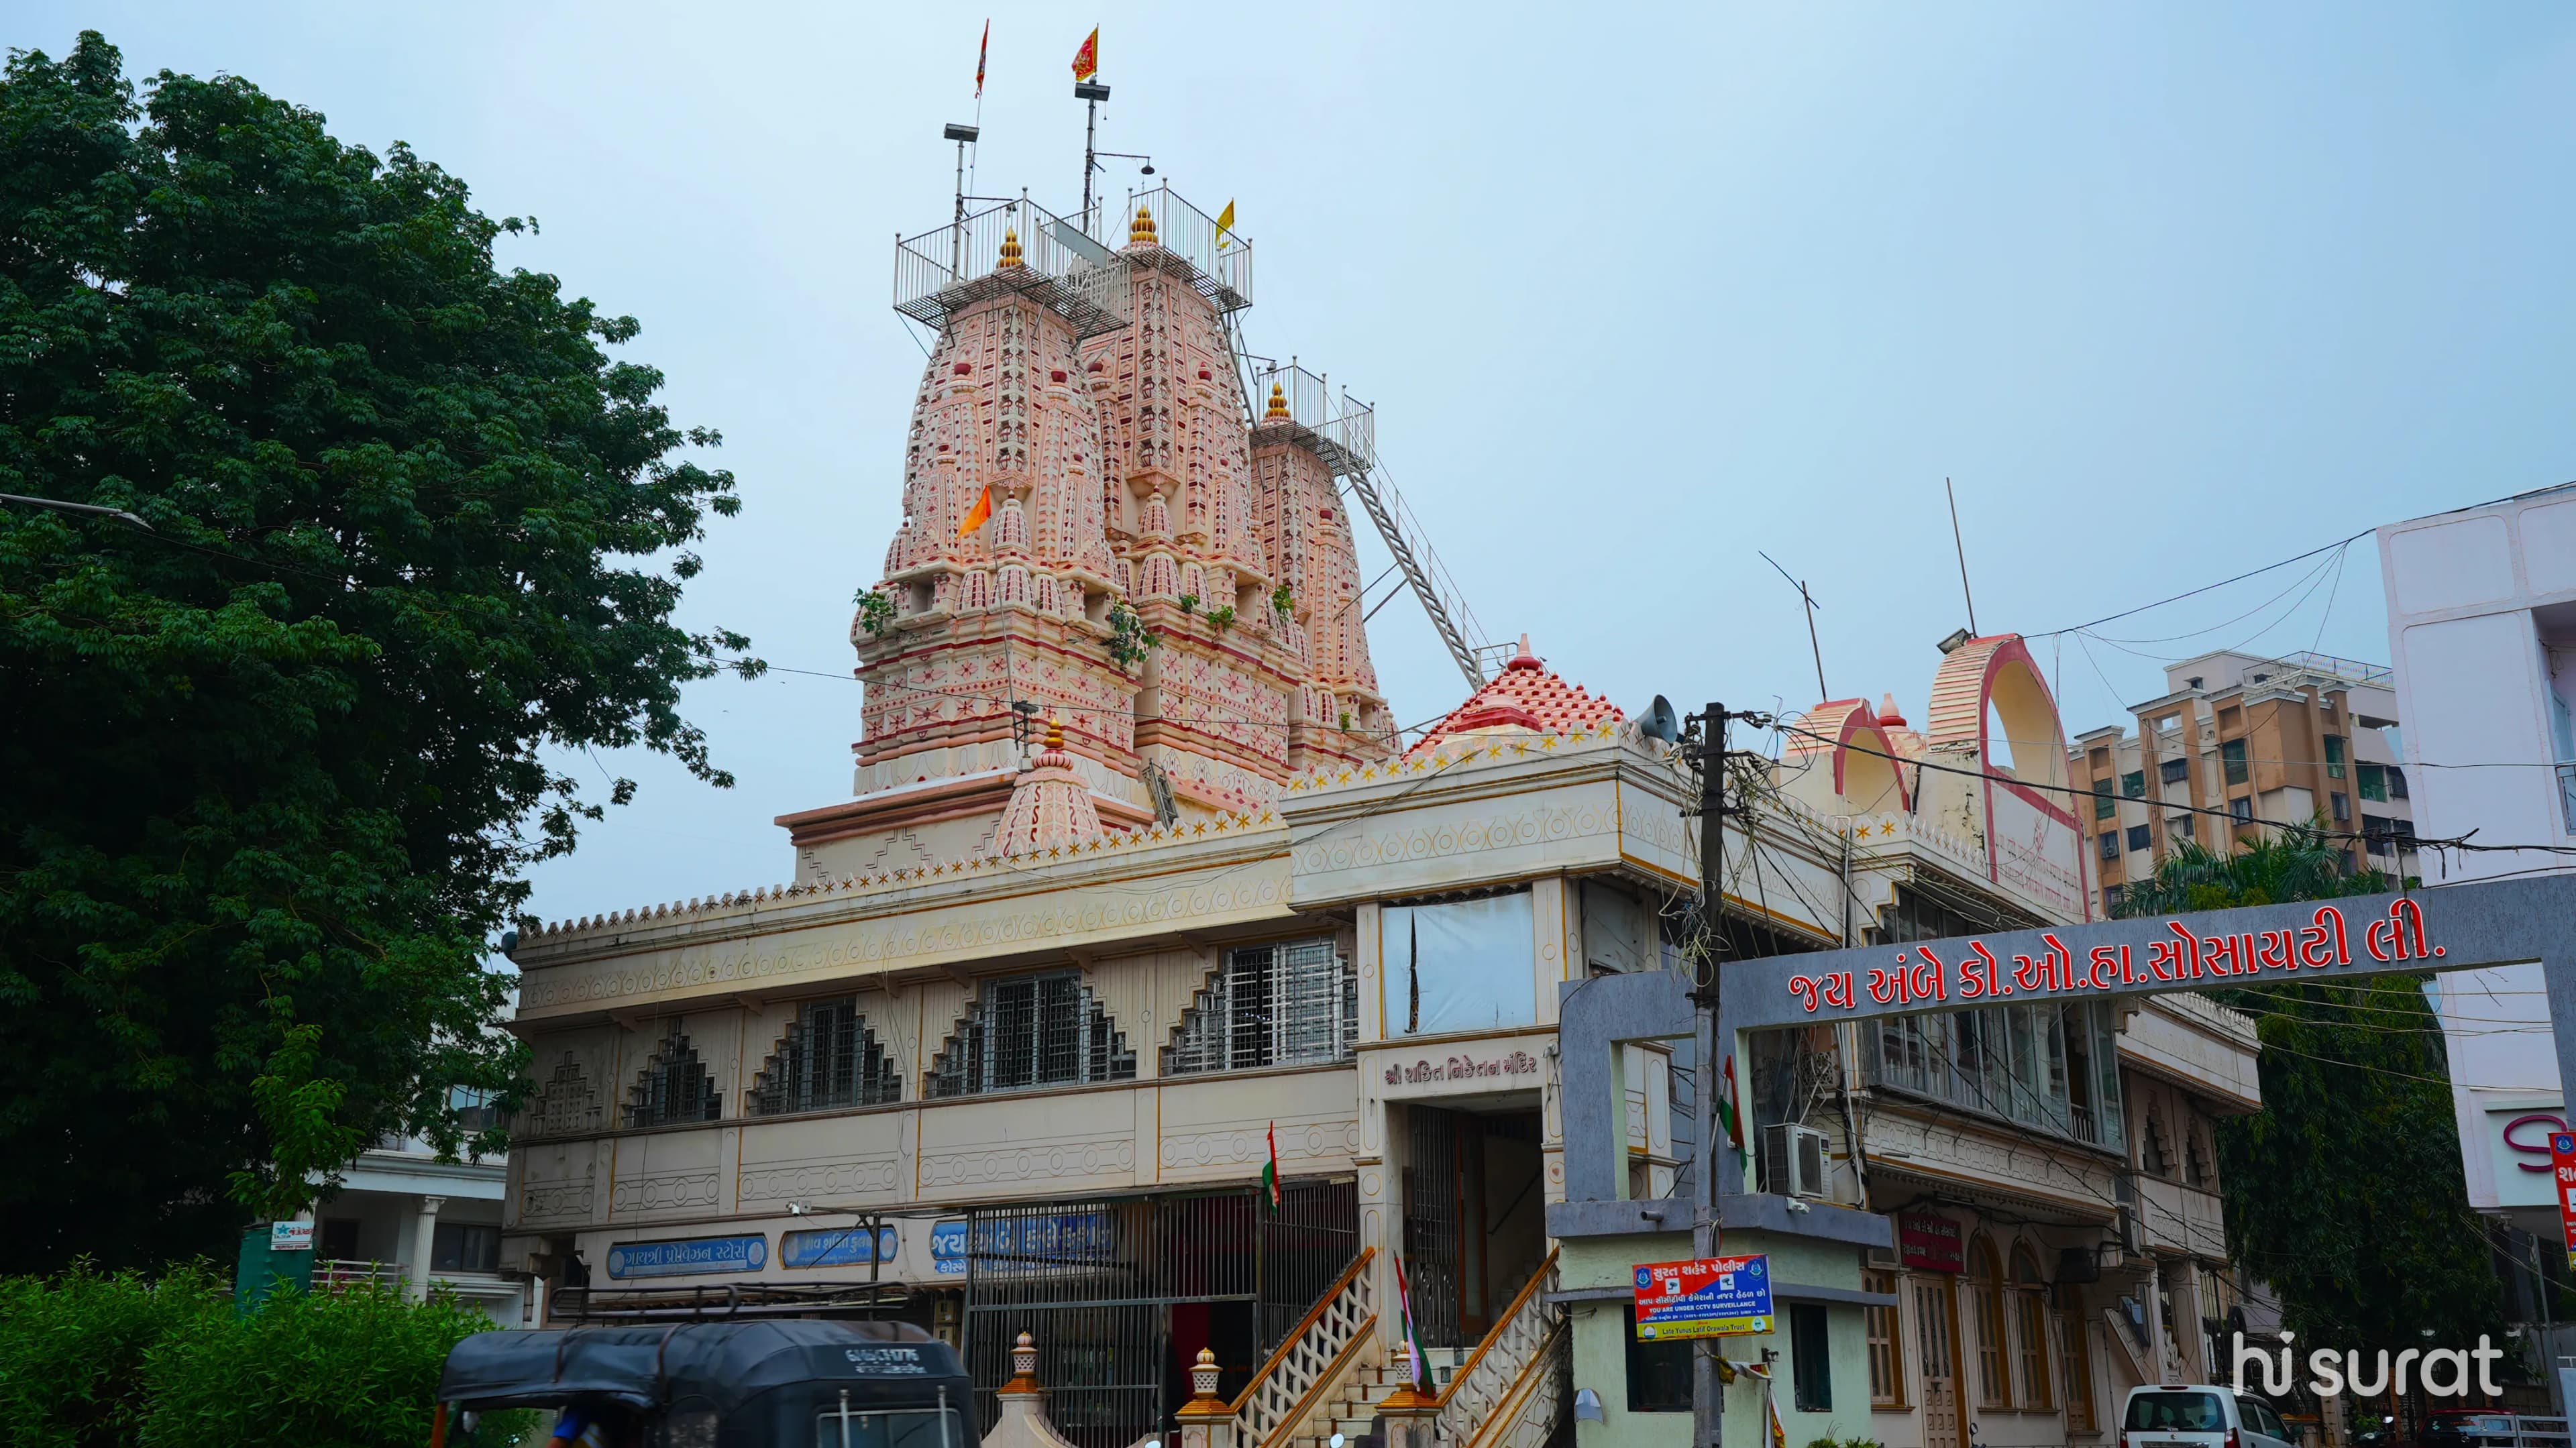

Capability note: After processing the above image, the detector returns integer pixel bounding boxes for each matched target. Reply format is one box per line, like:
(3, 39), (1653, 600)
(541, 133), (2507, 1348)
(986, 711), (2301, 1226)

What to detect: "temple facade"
(496, 178), (2257, 1448)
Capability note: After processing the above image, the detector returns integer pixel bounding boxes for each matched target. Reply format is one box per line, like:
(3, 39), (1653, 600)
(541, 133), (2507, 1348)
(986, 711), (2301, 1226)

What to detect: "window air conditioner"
(1760, 1123), (1831, 1199)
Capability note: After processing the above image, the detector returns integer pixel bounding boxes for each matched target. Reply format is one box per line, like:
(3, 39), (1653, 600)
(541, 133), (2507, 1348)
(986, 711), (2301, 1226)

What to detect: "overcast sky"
(18, 3), (2574, 930)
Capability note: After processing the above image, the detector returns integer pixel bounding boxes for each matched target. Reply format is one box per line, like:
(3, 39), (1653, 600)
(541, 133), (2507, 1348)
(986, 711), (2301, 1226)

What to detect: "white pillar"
(409, 1194), (446, 1300)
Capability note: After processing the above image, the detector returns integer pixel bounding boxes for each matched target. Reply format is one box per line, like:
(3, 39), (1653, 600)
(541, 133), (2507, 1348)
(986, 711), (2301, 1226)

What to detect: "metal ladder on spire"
(1224, 313), (1491, 692)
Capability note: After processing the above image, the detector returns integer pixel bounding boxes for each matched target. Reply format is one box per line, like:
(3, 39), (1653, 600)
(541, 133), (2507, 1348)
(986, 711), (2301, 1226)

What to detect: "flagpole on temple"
(1073, 26), (1107, 235)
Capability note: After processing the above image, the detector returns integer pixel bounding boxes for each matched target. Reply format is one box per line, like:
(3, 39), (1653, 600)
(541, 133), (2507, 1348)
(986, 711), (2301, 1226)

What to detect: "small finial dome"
(1128, 204), (1158, 246)
(1878, 691), (1909, 729)
(997, 228), (1025, 269)
(1265, 382), (1289, 421)
(1044, 713), (1065, 752)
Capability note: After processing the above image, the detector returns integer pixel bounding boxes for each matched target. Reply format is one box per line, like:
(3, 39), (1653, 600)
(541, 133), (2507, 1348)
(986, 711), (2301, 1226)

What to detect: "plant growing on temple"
(2116, 826), (2504, 1374)
(1269, 582), (1295, 618)
(1206, 604), (1236, 632)
(1176, 592), (1198, 614)
(0, 34), (755, 1272)
(1106, 600), (1156, 669)
(853, 586), (896, 637)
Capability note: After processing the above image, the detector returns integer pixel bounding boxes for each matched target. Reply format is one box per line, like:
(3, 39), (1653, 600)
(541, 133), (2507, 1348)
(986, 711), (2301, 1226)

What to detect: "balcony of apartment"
(2125, 1172), (2228, 1260)
(1858, 1003), (2130, 1158)
(309, 1258), (529, 1317)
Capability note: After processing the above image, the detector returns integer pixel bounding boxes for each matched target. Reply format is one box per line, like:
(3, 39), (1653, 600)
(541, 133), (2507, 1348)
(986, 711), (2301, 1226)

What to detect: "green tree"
(2118, 828), (2507, 1366)
(0, 34), (753, 1271)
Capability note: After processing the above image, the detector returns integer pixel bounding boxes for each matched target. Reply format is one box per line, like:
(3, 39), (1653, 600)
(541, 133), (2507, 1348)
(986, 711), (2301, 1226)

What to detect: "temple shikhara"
(498, 155), (2257, 1448)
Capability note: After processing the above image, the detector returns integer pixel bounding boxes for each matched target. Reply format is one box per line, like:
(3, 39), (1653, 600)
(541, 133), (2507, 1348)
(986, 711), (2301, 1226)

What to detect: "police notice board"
(1633, 1254), (1775, 1340)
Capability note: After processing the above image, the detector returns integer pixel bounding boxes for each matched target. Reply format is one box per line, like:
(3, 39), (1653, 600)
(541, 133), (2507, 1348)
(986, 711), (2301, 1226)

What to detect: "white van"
(2121, 1384), (2300, 1448)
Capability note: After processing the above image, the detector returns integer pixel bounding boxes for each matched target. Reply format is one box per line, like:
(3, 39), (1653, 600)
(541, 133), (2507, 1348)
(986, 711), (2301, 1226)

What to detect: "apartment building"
(2377, 485), (2576, 1386)
(2068, 651), (2420, 914)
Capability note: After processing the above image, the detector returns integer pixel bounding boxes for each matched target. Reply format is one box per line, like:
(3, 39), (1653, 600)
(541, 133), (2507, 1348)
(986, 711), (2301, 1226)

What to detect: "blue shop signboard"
(930, 1212), (1116, 1276)
(604, 1235), (769, 1280)
(781, 1225), (899, 1270)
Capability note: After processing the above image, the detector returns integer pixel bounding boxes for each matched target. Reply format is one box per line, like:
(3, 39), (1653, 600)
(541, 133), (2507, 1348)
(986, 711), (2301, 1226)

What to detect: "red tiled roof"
(1406, 636), (1625, 758)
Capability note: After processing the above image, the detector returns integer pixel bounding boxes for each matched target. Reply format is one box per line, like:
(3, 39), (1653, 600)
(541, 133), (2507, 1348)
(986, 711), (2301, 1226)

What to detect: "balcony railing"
(893, 197), (1128, 339)
(1117, 184), (1252, 313)
(1247, 358), (1375, 477)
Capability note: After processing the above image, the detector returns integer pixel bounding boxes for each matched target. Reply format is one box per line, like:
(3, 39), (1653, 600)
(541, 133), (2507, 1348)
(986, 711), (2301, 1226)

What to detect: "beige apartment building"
(2068, 651), (2420, 913)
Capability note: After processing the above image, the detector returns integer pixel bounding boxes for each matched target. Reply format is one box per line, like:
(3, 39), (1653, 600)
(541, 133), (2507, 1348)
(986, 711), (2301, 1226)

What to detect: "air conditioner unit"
(1760, 1123), (1831, 1199)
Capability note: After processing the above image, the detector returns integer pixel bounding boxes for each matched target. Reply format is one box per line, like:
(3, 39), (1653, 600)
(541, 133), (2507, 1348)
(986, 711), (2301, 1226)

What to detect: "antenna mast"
(1945, 476), (1979, 637)
(1760, 550), (1827, 701)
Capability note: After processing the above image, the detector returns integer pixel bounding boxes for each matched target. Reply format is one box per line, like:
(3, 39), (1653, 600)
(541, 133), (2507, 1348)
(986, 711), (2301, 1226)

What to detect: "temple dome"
(992, 720), (1108, 856)
(1405, 634), (1624, 758)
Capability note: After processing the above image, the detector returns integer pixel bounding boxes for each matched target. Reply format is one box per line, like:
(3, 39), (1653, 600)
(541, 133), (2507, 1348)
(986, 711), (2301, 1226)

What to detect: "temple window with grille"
(1165, 939), (1354, 1074)
(522, 1052), (601, 1137)
(928, 971), (1136, 1098)
(625, 1030), (721, 1127)
(751, 998), (901, 1114)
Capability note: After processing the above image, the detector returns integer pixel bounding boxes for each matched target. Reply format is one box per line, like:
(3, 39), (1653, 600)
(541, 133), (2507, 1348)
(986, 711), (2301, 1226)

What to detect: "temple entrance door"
(1917, 1276), (1962, 1448)
(1402, 1105), (1548, 1352)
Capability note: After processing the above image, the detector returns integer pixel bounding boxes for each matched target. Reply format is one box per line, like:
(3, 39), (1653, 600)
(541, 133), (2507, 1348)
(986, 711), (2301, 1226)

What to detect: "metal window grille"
(1165, 940), (1354, 1075)
(928, 972), (1136, 1099)
(521, 1053), (600, 1137)
(963, 1182), (1357, 1448)
(750, 999), (901, 1115)
(625, 1031), (720, 1128)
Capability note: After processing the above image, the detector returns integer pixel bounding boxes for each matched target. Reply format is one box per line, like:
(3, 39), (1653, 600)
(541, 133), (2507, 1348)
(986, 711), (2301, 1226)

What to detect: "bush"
(138, 1281), (502, 1447)
(0, 1260), (227, 1448)
(0, 1266), (531, 1448)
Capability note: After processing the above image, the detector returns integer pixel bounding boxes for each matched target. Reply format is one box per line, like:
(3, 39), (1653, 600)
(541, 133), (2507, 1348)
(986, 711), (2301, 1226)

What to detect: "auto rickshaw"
(433, 1319), (973, 1448)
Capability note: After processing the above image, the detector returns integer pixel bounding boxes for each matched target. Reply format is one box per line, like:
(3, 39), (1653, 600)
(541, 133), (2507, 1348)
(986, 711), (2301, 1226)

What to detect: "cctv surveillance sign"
(1635, 1254), (1774, 1340)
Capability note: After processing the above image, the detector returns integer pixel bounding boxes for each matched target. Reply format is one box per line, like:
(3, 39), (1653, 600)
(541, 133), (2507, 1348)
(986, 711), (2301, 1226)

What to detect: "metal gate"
(965, 1180), (1357, 1448)
(1403, 1109), (1465, 1349)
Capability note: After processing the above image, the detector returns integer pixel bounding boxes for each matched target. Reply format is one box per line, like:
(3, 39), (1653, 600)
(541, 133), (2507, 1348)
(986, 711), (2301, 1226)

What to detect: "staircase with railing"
(1231, 1249), (1564, 1448)
(1426, 1249), (1563, 1448)
(1231, 1247), (1381, 1448)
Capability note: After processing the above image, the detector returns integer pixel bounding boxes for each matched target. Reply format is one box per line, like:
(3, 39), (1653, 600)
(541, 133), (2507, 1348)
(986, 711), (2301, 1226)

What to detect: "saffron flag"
(958, 485), (993, 537)
(975, 20), (989, 99)
(1214, 199), (1236, 249)
(1071, 26), (1098, 81)
(1261, 1121), (1282, 1211)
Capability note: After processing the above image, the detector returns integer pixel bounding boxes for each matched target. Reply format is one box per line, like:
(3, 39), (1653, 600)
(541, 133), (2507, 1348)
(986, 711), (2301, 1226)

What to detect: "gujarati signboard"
(1634, 1254), (1776, 1340)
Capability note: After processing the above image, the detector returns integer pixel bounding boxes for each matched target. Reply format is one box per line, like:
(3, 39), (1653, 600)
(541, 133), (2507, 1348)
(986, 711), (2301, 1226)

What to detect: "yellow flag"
(1214, 199), (1236, 249)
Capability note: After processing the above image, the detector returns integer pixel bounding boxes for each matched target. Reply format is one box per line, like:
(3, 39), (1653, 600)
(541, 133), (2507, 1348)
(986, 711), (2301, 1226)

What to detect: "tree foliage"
(2118, 828), (2506, 1357)
(0, 33), (753, 1270)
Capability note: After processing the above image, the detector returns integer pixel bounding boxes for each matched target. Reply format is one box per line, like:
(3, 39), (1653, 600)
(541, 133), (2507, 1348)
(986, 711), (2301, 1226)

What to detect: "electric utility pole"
(1692, 702), (1731, 1448)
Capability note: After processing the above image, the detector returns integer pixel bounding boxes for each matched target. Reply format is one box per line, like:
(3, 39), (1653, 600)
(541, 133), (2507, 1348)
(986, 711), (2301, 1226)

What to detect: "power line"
(2031, 528), (2374, 640)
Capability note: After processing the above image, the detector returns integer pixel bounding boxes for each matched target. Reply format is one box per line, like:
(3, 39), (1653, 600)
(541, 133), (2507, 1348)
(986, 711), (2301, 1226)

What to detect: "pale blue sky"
(17, 3), (2574, 928)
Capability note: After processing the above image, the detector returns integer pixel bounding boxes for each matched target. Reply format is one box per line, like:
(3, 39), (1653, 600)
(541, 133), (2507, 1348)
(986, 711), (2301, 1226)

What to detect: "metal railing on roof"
(893, 197), (1128, 339)
(1246, 359), (1374, 478)
(2268, 651), (2394, 687)
(1116, 183), (1252, 312)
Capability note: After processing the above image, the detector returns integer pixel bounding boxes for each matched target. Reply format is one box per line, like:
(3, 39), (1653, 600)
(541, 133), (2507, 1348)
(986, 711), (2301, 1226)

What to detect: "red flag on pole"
(974, 21), (989, 99)
(1071, 26), (1099, 81)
